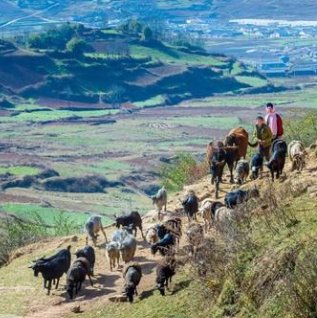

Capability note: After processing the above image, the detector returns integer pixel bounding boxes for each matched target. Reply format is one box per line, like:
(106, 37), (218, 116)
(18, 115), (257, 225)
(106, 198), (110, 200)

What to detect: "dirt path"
(21, 228), (158, 318)
(19, 166), (240, 318)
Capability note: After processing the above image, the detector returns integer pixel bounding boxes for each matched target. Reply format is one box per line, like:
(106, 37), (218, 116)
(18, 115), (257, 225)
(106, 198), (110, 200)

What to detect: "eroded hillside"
(0, 24), (271, 108)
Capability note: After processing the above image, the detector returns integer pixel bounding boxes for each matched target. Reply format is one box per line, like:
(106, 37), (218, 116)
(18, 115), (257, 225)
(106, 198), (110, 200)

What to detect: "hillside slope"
(1, 143), (317, 318)
(0, 31), (268, 107)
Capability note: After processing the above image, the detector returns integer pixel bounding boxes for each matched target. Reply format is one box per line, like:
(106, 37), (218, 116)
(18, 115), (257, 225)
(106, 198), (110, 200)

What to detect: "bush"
(0, 211), (81, 267)
(142, 26), (153, 41)
(28, 24), (76, 50)
(66, 38), (93, 57)
(119, 19), (144, 36)
(185, 181), (305, 317)
(159, 153), (208, 192)
(284, 110), (317, 146)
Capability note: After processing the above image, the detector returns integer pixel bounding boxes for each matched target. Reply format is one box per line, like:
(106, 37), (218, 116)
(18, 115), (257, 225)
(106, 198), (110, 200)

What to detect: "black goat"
(225, 188), (260, 209)
(208, 147), (227, 199)
(151, 233), (175, 256)
(29, 246), (71, 295)
(181, 191), (199, 221)
(156, 257), (176, 296)
(75, 245), (95, 276)
(123, 263), (142, 303)
(155, 223), (168, 240)
(211, 201), (224, 218)
(115, 211), (145, 239)
(251, 153), (264, 180)
(33, 245), (71, 265)
(267, 140), (287, 181)
(66, 257), (93, 300)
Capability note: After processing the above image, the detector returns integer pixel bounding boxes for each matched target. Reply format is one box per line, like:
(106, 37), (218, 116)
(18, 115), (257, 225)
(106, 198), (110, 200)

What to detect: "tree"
(108, 85), (125, 109)
(28, 24), (76, 50)
(142, 26), (153, 41)
(66, 38), (93, 57)
(119, 19), (144, 36)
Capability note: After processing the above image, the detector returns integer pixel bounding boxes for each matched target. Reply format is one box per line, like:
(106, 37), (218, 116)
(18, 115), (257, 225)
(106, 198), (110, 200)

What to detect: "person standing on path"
(250, 116), (273, 161)
(265, 103), (283, 140)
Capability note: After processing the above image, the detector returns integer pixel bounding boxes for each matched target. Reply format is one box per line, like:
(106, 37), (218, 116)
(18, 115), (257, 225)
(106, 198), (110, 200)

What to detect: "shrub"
(284, 110), (317, 146)
(285, 242), (317, 318)
(66, 38), (93, 57)
(28, 24), (76, 50)
(159, 153), (208, 192)
(119, 19), (144, 36)
(142, 26), (153, 41)
(186, 180), (305, 317)
(0, 211), (81, 267)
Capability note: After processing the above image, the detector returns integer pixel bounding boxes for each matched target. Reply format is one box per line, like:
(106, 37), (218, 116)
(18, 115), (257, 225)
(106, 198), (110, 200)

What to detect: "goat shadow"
(133, 256), (156, 275)
(137, 240), (151, 249)
(139, 288), (155, 300)
(59, 285), (117, 302)
(94, 273), (121, 288)
(171, 279), (191, 295)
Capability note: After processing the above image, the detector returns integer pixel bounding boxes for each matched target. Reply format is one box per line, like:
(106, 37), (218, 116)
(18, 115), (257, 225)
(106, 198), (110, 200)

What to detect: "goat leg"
(100, 226), (108, 243)
(88, 275), (93, 286)
(55, 278), (60, 290)
(166, 278), (169, 291)
(215, 180), (220, 199)
(78, 281), (82, 294)
(47, 280), (52, 295)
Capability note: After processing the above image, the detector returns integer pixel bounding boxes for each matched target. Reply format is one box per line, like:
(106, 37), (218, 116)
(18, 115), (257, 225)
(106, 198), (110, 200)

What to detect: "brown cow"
(223, 127), (249, 183)
(225, 127), (249, 159)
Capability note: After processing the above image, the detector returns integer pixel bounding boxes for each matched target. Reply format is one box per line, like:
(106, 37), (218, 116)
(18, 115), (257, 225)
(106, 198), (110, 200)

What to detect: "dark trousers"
(258, 145), (270, 161)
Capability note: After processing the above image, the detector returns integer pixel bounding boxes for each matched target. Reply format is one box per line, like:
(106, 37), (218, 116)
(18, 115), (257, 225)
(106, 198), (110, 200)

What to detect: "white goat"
(288, 140), (306, 172)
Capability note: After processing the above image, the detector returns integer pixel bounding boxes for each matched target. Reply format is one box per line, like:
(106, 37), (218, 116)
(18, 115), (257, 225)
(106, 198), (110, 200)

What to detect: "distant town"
(1, 0), (317, 78)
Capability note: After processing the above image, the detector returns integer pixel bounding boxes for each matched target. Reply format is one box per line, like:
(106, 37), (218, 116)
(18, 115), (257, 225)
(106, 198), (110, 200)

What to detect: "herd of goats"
(28, 126), (307, 303)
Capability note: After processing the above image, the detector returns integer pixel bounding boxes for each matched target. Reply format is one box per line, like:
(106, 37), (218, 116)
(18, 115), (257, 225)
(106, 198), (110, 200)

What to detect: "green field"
(130, 44), (225, 65)
(235, 75), (268, 87)
(180, 87), (317, 109)
(134, 95), (166, 108)
(2, 203), (91, 226)
(0, 109), (120, 123)
(0, 166), (40, 176)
